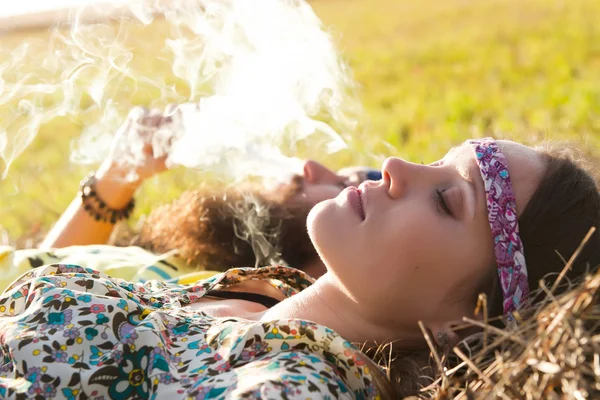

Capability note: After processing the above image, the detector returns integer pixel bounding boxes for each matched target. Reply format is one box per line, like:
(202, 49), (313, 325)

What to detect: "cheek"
(367, 215), (474, 289)
(368, 210), (441, 265)
(301, 184), (343, 206)
(413, 229), (493, 305)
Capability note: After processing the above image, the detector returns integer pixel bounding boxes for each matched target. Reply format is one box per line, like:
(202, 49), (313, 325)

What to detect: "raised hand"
(97, 106), (177, 186)
(41, 105), (190, 248)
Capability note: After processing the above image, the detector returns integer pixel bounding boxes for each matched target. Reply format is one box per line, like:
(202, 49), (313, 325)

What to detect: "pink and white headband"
(467, 138), (529, 317)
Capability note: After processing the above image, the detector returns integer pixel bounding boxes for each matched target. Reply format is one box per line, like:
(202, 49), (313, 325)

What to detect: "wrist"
(79, 172), (136, 224)
(92, 170), (139, 210)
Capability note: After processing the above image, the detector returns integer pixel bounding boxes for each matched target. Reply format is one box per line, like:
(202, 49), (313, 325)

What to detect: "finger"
(112, 116), (131, 141)
(128, 106), (148, 123)
(165, 103), (179, 117)
(112, 106), (145, 143)
(145, 108), (163, 127)
(155, 154), (169, 169)
(142, 143), (170, 167)
(163, 105), (178, 123)
(142, 142), (155, 157)
(131, 108), (163, 142)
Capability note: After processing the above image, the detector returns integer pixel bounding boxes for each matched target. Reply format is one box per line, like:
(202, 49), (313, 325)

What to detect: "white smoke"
(1, 0), (361, 183)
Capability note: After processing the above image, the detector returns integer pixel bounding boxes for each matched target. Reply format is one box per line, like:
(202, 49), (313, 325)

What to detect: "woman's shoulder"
(215, 265), (316, 296)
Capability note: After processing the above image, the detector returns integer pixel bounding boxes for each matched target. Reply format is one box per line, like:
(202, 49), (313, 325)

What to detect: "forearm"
(42, 106), (174, 249)
(41, 169), (139, 249)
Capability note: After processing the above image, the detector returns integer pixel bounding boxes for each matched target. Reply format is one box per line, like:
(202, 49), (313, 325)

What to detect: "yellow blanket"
(0, 245), (220, 292)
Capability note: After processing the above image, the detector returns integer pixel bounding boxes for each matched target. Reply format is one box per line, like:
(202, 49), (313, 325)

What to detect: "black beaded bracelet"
(79, 172), (136, 224)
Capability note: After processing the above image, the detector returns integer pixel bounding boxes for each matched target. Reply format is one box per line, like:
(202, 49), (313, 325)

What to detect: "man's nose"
(303, 160), (339, 184)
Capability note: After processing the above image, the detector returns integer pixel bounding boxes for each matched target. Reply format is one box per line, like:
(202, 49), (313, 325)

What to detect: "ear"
(429, 320), (469, 349)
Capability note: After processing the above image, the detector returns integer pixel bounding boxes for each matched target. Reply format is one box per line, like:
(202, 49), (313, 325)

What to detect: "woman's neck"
(255, 272), (424, 346)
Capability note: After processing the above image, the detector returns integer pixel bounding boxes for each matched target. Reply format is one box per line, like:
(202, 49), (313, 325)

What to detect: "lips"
(347, 187), (365, 220)
(357, 189), (365, 220)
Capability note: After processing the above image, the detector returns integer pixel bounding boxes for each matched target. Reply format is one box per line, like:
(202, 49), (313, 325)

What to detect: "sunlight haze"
(1, 0), (123, 17)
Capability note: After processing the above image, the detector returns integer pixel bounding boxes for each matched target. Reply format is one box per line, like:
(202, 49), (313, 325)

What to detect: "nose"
(303, 160), (339, 184)
(381, 157), (422, 198)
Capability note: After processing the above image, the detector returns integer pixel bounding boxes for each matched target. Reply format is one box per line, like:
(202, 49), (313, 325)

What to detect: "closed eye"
(337, 178), (351, 189)
(435, 189), (453, 217)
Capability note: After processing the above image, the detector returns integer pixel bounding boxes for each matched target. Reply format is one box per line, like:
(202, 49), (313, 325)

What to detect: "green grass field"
(1, 0), (600, 241)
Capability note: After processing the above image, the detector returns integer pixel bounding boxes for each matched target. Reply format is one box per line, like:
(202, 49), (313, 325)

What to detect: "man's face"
(135, 160), (382, 277)
(287, 160), (381, 207)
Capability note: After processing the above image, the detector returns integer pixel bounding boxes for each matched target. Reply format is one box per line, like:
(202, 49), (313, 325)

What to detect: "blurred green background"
(1, 0), (599, 243)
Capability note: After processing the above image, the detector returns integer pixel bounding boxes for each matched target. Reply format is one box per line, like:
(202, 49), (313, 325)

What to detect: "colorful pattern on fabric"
(0, 263), (378, 399)
(467, 138), (529, 317)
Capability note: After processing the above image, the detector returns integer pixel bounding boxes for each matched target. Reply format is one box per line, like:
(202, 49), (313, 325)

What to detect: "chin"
(306, 200), (346, 266)
(306, 202), (326, 238)
(307, 200), (333, 241)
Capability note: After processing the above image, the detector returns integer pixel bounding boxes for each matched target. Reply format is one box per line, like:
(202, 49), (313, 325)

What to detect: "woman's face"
(307, 140), (546, 329)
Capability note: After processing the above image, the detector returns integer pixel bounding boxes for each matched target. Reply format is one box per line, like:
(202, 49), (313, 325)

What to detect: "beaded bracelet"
(79, 172), (136, 224)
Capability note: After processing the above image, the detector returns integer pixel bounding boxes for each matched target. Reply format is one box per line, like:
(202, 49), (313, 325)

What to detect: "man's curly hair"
(118, 178), (318, 272)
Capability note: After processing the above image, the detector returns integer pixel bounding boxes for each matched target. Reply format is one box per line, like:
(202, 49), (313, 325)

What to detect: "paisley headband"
(467, 138), (529, 317)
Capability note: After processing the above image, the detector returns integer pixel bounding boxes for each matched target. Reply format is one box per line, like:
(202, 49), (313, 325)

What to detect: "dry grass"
(416, 231), (600, 400)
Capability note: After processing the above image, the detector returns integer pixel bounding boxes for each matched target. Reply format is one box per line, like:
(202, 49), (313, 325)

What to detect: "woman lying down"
(0, 112), (598, 399)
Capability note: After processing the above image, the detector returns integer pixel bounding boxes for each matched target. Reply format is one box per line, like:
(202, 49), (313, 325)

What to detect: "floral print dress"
(0, 262), (378, 399)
